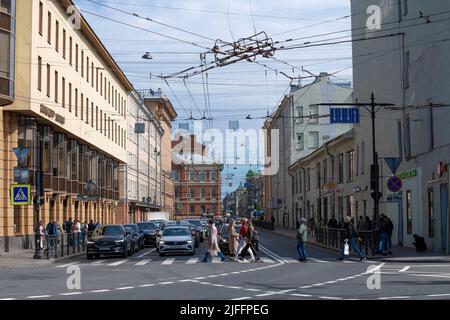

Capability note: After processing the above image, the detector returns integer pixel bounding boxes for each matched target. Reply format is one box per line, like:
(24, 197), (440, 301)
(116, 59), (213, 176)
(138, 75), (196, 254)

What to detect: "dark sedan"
(124, 224), (144, 253)
(86, 225), (132, 259)
(138, 222), (157, 246)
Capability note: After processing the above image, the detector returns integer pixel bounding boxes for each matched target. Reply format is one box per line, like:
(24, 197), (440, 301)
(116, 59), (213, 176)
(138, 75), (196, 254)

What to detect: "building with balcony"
(0, 0), (132, 253)
(171, 135), (222, 219)
(0, 0), (15, 106)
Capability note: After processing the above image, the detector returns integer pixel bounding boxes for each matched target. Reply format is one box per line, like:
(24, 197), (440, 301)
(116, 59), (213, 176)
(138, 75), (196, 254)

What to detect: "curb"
(0, 252), (84, 269)
(256, 227), (450, 263)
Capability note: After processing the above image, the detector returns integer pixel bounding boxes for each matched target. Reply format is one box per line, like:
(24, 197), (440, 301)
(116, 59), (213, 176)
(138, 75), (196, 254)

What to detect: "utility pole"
(316, 93), (394, 231)
(33, 128), (44, 259)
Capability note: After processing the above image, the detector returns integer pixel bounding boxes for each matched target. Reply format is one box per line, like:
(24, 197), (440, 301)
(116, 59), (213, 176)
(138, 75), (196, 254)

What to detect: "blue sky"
(75, 0), (353, 196)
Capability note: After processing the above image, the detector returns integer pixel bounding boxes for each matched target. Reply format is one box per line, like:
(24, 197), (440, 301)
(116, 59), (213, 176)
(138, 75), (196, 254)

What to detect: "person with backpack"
(338, 216), (366, 261)
(296, 218), (308, 261)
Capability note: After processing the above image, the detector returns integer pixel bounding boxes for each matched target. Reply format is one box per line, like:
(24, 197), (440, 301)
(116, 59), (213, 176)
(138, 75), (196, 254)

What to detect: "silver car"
(158, 226), (195, 256)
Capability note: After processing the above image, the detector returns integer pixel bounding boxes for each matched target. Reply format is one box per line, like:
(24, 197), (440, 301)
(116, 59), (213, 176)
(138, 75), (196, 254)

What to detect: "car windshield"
(187, 220), (201, 227)
(98, 226), (123, 236)
(163, 227), (191, 237)
(138, 223), (156, 231)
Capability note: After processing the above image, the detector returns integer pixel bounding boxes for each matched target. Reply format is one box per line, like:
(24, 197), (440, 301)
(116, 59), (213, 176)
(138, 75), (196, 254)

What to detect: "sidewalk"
(259, 227), (450, 263)
(0, 250), (83, 269)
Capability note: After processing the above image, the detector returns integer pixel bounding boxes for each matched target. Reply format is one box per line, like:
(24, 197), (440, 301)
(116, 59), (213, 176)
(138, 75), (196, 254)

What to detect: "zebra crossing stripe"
(55, 263), (76, 268)
(107, 260), (129, 266)
(308, 257), (330, 264)
(135, 259), (151, 266)
(186, 258), (199, 264)
(260, 258), (275, 264)
(212, 257), (223, 264)
(161, 258), (175, 265)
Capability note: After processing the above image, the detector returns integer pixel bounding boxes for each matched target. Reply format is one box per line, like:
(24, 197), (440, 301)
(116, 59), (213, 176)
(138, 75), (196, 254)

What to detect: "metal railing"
(316, 227), (377, 256)
(35, 231), (94, 259)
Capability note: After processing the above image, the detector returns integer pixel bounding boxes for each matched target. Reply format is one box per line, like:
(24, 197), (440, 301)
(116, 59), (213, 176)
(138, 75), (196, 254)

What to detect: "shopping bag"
(344, 240), (350, 256)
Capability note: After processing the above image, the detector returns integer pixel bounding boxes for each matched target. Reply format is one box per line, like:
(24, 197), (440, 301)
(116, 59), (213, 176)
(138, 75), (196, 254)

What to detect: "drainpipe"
(324, 140), (335, 220)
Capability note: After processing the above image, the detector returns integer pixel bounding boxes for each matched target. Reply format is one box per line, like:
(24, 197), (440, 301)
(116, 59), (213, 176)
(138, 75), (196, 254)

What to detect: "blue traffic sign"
(11, 184), (31, 205)
(330, 108), (360, 124)
(387, 176), (403, 193)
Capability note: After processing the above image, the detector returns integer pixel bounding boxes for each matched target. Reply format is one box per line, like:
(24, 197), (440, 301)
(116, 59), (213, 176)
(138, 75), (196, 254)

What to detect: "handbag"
(344, 240), (350, 255)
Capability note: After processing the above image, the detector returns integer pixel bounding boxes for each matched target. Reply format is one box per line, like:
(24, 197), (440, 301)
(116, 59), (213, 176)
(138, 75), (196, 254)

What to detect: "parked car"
(137, 222), (157, 246)
(218, 223), (241, 255)
(184, 219), (205, 242)
(124, 224), (144, 253)
(157, 221), (200, 250)
(86, 225), (132, 259)
(149, 219), (165, 230)
(158, 226), (195, 256)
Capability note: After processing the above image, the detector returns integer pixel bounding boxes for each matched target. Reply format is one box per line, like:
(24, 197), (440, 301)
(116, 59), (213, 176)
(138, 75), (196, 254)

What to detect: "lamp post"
(33, 129), (44, 259)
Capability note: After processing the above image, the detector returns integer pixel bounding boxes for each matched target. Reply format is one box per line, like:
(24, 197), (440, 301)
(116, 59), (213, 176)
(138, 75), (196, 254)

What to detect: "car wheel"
(122, 246), (128, 258)
(159, 252), (165, 257)
(87, 254), (93, 260)
(190, 251), (195, 256)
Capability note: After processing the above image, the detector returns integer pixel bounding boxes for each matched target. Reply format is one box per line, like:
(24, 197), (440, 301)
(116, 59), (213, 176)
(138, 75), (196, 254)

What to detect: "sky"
(75, 0), (353, 196)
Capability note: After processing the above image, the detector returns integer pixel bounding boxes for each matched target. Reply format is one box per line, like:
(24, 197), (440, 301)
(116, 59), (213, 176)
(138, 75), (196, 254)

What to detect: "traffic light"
(370, 164), (379, 190)
(371, 192), (382, 201)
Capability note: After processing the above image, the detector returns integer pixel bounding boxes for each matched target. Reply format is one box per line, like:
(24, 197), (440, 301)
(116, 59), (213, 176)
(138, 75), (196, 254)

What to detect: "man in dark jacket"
(338, 216), (365, 261)
(379, 216), (390, 255)
(88, 220), (96, 232)
(387, 217), (394, 255)
(327, 216), (338, 229)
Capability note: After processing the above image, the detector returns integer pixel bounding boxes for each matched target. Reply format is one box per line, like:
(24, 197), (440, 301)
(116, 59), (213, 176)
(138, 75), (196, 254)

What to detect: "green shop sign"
(398, 169), (417, 180)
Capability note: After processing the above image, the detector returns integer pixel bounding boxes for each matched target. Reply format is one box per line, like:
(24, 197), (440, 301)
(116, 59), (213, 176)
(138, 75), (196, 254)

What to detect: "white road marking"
(343, 260), (355, 264)
(261, 258), (275, 264)
(194, 277), (206, 280)
(399, 266), (411, 272)
(290, 293), (313, 297)
(255, 292), (277, 297)
(55, 262), (76, 268)
(308, 257), (330, 263)
(90, 289), (110, 293)
(0, 298), (17, 300)
(139, 284), (155, 287)
(91, 260), (106, 265)
(284, 258), (299, 264)
(137, 248), (155, 258)
(319, 296), (343, 300)
(244, 288), (261, 292)
(60, 292), (83, 296)
(228, 286), (243, 290)
(161, 258), (175, 265)
(159, 282), (174, 285)
(427, 293), (450, 297)
(27, 295), (51, 299)
(301, 286), (313, 289)
(211, 284), (226, 287)
(135, 259), (151, 266)
(378, 296), (410, 300)
(232, 297), (251, 300)
(237, 259), (249, 263)
(107, 260), (129, 266)
(116, 286), (134, 290)
(186, 258), (199, 264)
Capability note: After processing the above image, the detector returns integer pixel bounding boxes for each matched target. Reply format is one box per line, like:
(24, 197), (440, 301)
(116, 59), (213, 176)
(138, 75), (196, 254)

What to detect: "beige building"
(289, 130), (356, 226)
(143, 90), (177, 219)
(0, 0), (132, 253)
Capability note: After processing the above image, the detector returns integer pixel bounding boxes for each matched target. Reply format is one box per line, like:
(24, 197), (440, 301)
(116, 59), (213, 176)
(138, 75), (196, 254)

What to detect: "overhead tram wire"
(182, 77), (210, 129)
(85, 0), (216, 42)
(163, 79), (191, 119)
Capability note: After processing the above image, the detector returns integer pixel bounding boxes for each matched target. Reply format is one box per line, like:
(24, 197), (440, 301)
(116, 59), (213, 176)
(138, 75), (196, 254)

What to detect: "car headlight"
(115, 240), (124, 243)
(87, 241), (95, 245)
(159, 241), (165, 244)
(187, 240), (193, 244)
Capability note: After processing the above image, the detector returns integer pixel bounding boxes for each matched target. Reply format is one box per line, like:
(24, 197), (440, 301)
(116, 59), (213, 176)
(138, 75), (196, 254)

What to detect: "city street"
(1, 229), (449, 301)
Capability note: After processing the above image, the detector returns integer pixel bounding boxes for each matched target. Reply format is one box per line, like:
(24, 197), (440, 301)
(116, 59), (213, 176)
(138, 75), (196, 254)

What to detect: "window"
(38, 56), (42, 91)
(96, 68), (99, 91)
(80, 93), (84, 120)
(46, 64), (50, 97)
(86, 97), (89, 124)
(338, 153), (344, 184)
(91, 62), (94, 87)
(309, 131), (319, 149)
(189, 171), (195, 181)
(296, 106), (304, 124)
(404, 51), (410, 89)
(307, 168), (311, 191)
(75, 44), (78, 71)
(91, 102), (94, 128)
(47, 12), (51, 44)
(68, 83), (72, 112)
(39, 2), (43, 35)
(54, 71), (58, 102)
(201, 188), (206, 198)
(356, 145), (359, 176)
(317, 162), (321, 189)
(190, 188), (195, 198)
(96, 106), (98, 130)
(62, 29), (66, 59)
(428, 188), (434, 238)
(100, 73), (103, 96)
(75, 88), (78, 117)
(406, 190), (412, 234)
(190, 205), (195, 213)
(361, 142), (365, 174)
(86, 57), (89, 82)
(61, 77), (65, 107)
(81, 50), (84, 77)
(210, 171), (217, 181)
(347, 150), (354, 182)
(199, 171), (206, 181)
(100, 111), (102, 133)
(296, 133), (304, 150)
(55, 21), (59, 52)
(309, 105), (319, 124)
(108, 117), (110, 139)
(69, 37), (72, 65)
(338, 196), (344, 221)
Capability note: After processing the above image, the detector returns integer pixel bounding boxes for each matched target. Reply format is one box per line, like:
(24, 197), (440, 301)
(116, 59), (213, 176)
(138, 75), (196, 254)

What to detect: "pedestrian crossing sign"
(11, 184), (31, 205)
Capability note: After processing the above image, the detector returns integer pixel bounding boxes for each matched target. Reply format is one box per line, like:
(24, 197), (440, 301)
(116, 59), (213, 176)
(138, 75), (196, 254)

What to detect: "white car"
(158, 226), (195, 256)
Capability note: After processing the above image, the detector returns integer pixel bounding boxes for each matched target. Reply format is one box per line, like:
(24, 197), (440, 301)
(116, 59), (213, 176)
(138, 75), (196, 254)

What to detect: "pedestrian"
(327, 215), (338, 229)
(338, 216), (366, 261)
(338, 217), (345, 229)
(88, 220), (96, 232)
(308, 217), (316, 236)
(202, 220), (226, 262)
(387, 217), (394, 255)
(228, 220), (239, 261)
(37, 220), (45, 250)
(238, 220), (260, 262)
(65, 217), (73, 234)
(365, 216), (372, 231)
(296, 218), (308, 261)
(271, 215), (275, 224)
(379, 216), (390, 255)
(81, 221), (89, 245)
(357, 216), (365, 231)
(235, 218), (255, 261)
(328, 215), (338, 246)
(72, 219), (81, 246)
(46, 218), (57, 237)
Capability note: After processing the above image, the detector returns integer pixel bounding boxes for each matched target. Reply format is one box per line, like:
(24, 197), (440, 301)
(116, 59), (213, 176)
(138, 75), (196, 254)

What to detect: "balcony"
(52, 177), (67, 193)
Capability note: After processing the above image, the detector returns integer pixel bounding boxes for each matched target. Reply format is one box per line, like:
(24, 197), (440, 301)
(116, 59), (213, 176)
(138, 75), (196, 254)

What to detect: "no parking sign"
(387, 176), (403, 193)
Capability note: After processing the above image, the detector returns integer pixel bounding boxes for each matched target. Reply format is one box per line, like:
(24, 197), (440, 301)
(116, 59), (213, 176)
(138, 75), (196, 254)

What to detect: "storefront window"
(69, 140), (78, 181)
(18, 117), (36, 168)
(41, 126), (52, 174)
(90, 151), (98, 184)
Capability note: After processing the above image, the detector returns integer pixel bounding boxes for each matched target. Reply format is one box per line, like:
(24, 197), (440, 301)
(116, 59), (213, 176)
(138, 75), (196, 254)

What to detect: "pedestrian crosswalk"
(54, 256), (370, 268)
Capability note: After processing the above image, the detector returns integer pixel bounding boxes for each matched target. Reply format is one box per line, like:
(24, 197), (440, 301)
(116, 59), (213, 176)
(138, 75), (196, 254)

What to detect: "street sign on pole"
(330, 108), (360, 124)
(13, 147), (30, 166)
(387, 194), (402, 202)
(387, 176), (403, 193)
(11, 184), (31, 205)
(385, 157), (402, 175)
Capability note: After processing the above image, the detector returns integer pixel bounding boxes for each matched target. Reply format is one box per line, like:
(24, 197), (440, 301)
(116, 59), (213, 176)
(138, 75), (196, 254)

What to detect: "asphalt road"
(1, 229), (449, 300)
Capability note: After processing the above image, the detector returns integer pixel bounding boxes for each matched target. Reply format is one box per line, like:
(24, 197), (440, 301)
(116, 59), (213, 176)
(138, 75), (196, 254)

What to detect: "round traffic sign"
(387, 176), (403, 193)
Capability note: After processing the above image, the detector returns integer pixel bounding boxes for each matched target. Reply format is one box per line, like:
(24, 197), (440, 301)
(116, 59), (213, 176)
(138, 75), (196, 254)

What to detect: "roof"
(59, 0), (133, 91)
